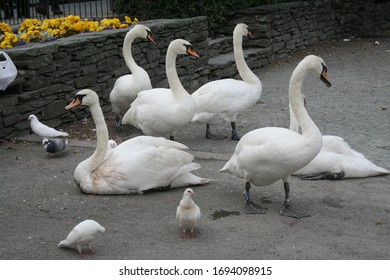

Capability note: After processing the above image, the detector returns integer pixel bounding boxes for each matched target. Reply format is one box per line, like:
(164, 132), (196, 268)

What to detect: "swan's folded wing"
(193, 79), (258, 113)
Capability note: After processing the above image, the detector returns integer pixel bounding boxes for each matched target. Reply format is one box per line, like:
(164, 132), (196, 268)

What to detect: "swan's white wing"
(193, 79), (259, 114)
(220, 127), (317, 186)
(93, 143), (196, 193)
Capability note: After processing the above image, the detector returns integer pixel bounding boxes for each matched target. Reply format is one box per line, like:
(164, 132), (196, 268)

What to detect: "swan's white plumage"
(219, 55), (331, 215)
(292, 135), (390, 178)
(289, 102), (389, 179)
(28, 114), (69, 138)
(191, 23), (262, 128)
(122, 39), (199, 139)
(109, 25), (155, 120)
(58, 219), (105, 256)
(176, 188), (201, 238)
(66, 89), (210, 194)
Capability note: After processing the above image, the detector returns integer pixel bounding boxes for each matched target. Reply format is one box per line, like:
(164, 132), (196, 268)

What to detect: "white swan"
(191, 23), (262, 140)
(219, 55), (331, 218)
(121, 39), (199, 140)
(65, 89), (211, 194)
(289, 107), (389, 179)
(109, 24), (156, 128)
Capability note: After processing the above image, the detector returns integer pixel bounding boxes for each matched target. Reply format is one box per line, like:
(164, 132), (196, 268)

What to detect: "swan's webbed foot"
(231, 130), (240, 141)
(245, 201), (268, 214)
(206, 124), (226, 140)
(206, 131), (226, 140)
(297, 171), (345, 180)
(280, 201), (310, 219)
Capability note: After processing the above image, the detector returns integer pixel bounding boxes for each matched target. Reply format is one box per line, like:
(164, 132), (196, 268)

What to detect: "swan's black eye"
(321, 63), (327, 73)
(184, 44), (192, 51)
(77, 94), (86, 102)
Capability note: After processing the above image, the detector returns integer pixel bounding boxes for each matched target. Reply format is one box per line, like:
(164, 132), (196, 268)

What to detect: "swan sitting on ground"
(65, 89), (211, 194)
(191, 23), (262, 140)
(219, 55), (331, 218)
(109, 24), (156, 128)
(289, 107), (389, 179)
(122, 39), (199, 140)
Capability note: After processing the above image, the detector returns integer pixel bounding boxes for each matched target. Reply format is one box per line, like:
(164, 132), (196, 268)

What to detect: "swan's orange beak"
(147, 33), (156, 45)
(320, 64), (331, 87)
(65, 97), (81, 110)
(186, 47), (200, 58)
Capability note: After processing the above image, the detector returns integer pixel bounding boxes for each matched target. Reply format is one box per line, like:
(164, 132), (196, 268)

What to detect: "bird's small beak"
(247, 31), (254, 39)
(65, 97), (81, 109)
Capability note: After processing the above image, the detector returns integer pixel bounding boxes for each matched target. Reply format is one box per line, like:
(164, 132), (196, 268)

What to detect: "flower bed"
(0, 15), (138, 49)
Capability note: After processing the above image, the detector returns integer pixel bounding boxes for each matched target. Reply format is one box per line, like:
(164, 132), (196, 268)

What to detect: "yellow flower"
(125, 16), (131, 24)
(0, 23), (12, 34)
(1, 15), (137, 49)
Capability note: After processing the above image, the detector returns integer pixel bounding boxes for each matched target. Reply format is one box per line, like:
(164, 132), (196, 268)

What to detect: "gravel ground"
(0, 37), (389, 261)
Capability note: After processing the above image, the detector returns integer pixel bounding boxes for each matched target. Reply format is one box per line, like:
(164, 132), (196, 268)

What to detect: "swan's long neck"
(123, 32), (142, 73)
(288, 64), (321, 140)
(166, 46), (187, 98)
(88, 102), (109, 171)
(233, 33), (259, 85)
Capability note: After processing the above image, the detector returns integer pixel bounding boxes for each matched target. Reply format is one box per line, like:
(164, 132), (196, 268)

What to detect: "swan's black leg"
(280, 182), (310, 219)
(244, 182), (268, 214)
(115, 114), (121, 129)
(297, 171), (345, 180)
(231, 122), (240, 140)
(206, 124), (226, 140)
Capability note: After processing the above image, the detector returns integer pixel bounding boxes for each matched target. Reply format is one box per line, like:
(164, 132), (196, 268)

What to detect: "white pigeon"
(42, 138), (69, 153)
(176, 188), (201, 239)
(28, 114), (69, 138)
(57, 219), (105, 258)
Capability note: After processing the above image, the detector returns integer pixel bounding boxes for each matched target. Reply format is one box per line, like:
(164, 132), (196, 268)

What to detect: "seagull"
(176, 188), (201, 239)
(42, 138), (69, 153)
(57, 219), (105, 258)
(28, 114), (69, 138)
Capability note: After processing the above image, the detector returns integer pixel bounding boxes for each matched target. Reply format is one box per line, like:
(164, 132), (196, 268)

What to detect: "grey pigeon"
(28, 114), (69, 138)
(176, 188), (201, 239)
(58, 219), (105, 258)
(42, 138), (69, 153)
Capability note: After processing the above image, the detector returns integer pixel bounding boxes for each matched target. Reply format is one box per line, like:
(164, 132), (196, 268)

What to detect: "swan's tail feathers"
(218, 161), (233, 174)
(170, 163), (218, 187)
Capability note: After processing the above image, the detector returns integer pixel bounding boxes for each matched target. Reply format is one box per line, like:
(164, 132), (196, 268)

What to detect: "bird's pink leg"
(190, 228), (196, 239)
(88, 243), (96, 255)
(78, 245), (85, 258)
(181, 228), (188, 239)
